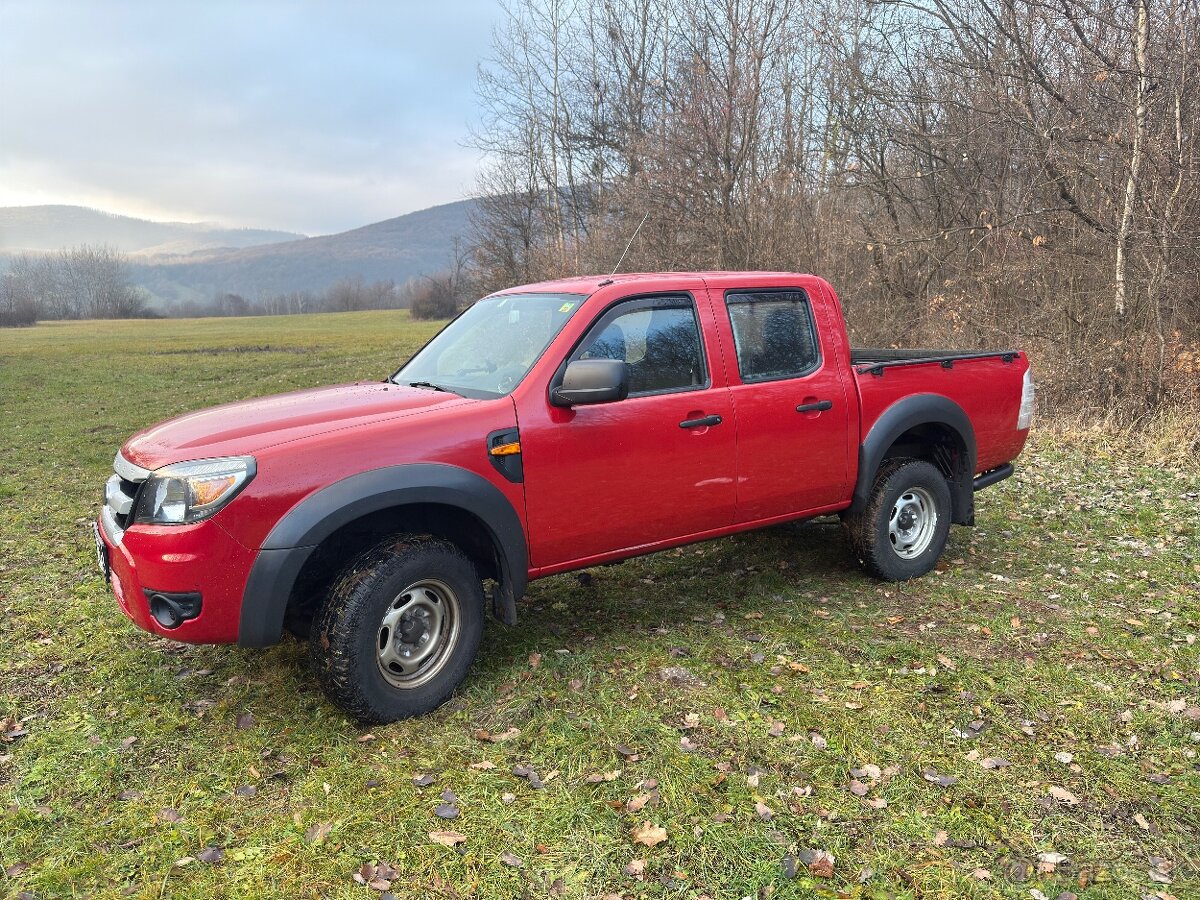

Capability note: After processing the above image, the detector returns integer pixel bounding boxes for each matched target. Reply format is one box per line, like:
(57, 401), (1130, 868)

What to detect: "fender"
(238, 463), (528, 647)
(850, 394), (977, 525)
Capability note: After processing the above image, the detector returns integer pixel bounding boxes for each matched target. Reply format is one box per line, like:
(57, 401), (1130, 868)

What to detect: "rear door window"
(725, 290), (819, 382)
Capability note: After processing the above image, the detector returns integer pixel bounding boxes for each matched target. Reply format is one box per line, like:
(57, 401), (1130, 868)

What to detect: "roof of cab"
(492, 271), (816, 297)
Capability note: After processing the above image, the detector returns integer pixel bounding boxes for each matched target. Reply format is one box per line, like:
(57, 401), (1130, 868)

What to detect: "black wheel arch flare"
(238, 463), (529, 647)
(851, 393), (978, 526)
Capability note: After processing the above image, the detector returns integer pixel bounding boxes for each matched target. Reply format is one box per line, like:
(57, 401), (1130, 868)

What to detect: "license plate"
(93, 521), (110, 582)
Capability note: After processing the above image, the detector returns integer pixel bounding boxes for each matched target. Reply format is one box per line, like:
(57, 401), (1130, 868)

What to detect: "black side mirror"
(551, 358), (629, 407)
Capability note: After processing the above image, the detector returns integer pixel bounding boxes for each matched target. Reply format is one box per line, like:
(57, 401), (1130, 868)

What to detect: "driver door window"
(577, 298), (707, 395)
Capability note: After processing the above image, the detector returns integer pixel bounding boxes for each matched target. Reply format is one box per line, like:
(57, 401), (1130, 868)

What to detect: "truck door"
(518, 291), (736, 568)
(714, 287), (852, 521)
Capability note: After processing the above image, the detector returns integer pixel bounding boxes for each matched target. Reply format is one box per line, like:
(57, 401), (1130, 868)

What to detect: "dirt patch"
(150, 345), (309, 356)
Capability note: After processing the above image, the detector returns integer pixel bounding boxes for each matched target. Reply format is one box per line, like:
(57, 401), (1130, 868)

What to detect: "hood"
(122, 382), (470, 469)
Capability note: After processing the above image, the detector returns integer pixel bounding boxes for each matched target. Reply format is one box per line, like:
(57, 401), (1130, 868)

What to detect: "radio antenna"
(611, 213), (649, 275)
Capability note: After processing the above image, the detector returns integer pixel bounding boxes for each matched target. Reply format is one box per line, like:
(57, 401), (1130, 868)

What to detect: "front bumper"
(97, 509), (258, 644)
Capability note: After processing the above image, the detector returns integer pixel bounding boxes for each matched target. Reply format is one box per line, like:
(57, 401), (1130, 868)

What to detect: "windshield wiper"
(403, 380), (461, 395)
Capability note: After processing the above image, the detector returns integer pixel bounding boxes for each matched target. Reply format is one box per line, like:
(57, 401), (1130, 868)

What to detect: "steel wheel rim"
(376, 579), (460, 689)
(889, 486), (938, 559)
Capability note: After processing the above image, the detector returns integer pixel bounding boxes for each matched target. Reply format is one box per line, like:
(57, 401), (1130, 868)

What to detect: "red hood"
(122, 382), (471, 469)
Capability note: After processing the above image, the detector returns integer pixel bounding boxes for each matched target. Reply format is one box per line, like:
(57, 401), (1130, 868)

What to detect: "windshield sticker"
(558, 302), (577, 313)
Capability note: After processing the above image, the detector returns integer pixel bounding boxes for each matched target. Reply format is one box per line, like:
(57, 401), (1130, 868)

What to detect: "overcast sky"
(0, 1), (500, 235)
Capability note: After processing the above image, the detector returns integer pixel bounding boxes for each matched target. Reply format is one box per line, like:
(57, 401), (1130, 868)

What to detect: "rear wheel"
(844, 459), (952, 581)
(310, 535), (484, 723)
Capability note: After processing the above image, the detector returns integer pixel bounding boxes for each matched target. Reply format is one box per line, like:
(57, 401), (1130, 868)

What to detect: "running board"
(973, 464), (1013, 491)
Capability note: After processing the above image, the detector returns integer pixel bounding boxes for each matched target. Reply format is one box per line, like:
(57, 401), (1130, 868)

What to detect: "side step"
(973, 464), (1013, 492)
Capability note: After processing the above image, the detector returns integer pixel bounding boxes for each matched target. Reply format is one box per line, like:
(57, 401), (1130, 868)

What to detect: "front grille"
(104, 453), (151, 534)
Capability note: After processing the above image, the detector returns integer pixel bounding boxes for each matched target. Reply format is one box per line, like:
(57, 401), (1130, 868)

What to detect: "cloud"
(0, 0), (497, 233)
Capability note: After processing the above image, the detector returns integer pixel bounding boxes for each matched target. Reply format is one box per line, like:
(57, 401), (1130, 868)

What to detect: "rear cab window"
(724, 290), (820, 382)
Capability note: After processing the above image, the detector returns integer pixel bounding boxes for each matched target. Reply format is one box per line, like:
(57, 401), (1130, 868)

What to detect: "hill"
(0, 205), (302, 257)
(130, 199), (475, 305)
(0, 201), (477, 307)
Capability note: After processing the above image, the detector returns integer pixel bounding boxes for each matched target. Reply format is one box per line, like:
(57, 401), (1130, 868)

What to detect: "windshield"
(392, 292), (586, 398)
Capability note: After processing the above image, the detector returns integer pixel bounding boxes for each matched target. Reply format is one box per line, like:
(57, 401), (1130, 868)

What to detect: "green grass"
(1, 312), (1197, 899)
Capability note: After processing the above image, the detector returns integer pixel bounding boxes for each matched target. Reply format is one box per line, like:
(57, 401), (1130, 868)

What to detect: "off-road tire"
(310, 535), (484, 723)
(843, 458), (952, 581)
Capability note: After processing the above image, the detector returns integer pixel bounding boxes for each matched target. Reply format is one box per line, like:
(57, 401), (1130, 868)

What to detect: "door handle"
(679, 414), (722, 429)
(795, 400), (833, 413)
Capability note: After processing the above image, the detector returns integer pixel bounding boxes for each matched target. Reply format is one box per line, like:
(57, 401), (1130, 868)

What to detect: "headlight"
(133, 456), (255, 525)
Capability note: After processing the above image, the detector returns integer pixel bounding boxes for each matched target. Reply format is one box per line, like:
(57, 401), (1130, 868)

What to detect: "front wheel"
(310, 535), (484, 723)
(843, 459), (952, 581)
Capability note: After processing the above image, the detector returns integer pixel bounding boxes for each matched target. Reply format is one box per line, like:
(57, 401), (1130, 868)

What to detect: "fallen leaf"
(585, 770), (621, 783)
(412, 773), (436, 787)
(1134, 812), (1150, 830)
(679, 736), (698, 752)
(235, 713), (255, 730)
(434, 803), (460, 819)
(528, 652), (542, 669)
(305, 821), (333, 845)
(5, 862), (30, 877)
(626, 792), (655, 813)
(922, 768), (959, 787)
(500, 850), (524, 868)
(1037, 851), (1068, 874)
(469, 760), (496, 770)
(798, 847), (835, 878)
(196, 846), (224, 864)
(624, 858), (646, 878)
(979, 757), (1011, 770)
(933, 830), (949, 846)
(849, 780), (869, 796)
(429, 830), (467, 847)
(767, 721), (785, 737)
(1049, 786), (1079, 805)
(631, 821), (668, 847)
(851, 763), (882, 780)
(158, 808), (182, 824)
(754, 801), (774, 821)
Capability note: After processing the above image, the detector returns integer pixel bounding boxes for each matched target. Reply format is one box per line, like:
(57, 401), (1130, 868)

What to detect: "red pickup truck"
(96, 272), (1034, 721)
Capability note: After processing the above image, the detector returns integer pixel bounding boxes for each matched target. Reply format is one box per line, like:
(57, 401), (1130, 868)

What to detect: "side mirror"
(551, 358), (629, 407)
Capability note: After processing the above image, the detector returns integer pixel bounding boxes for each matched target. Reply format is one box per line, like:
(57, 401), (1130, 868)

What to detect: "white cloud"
(0, 0), (497, 233)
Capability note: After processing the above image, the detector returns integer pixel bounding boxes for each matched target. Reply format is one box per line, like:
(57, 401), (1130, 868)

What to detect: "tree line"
(1, 246), (148, 325)
(0, 248), (466, 324)
(468, 0), (1200, 419)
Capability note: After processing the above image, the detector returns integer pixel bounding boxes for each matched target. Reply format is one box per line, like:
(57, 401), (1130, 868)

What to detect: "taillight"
(1017, 368), (1036, 430)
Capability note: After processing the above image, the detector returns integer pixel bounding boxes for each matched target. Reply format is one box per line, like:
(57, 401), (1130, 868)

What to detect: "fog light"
(145, 590), (202, 629)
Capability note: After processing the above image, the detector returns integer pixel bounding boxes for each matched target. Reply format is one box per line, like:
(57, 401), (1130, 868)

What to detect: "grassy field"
(1, 312), (1197, 900)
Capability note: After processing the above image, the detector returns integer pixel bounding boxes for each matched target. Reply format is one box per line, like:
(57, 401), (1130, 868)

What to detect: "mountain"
(0, 205), (303, 257)
(0, 200), (477, 307)
(130, 199), (476, 305)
